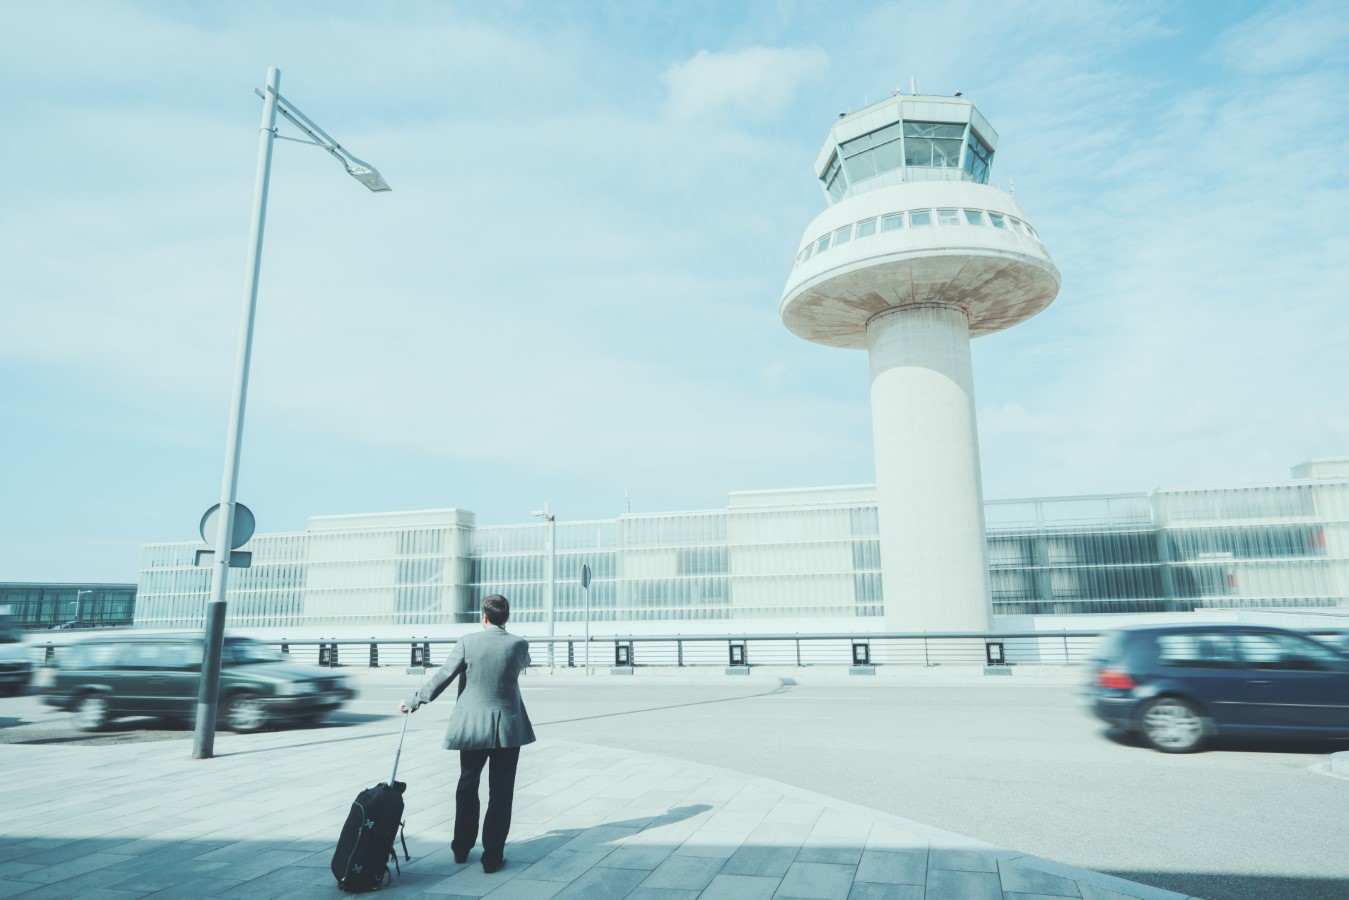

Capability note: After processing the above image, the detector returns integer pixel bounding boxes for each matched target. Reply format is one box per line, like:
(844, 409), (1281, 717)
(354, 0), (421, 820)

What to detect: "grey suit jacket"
(404, 626), (536, 751)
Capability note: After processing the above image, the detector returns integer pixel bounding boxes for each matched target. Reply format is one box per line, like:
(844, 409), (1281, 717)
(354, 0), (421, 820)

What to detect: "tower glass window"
(903, 122), (964, 169)
(882, 213), (904, 231)
(910, 210), (932, 226)
(964, 130), (994, 184)
(856, 218), (877, 238)
(823, 152), (847, 202)
(839, 122), (905, 185)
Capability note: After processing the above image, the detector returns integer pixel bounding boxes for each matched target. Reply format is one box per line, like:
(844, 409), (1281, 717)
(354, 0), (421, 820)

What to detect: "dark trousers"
(452, 746), (520, 864)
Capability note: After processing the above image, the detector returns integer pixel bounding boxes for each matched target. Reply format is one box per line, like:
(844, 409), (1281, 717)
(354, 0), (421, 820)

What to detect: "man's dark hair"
(482, 594), (510, 626)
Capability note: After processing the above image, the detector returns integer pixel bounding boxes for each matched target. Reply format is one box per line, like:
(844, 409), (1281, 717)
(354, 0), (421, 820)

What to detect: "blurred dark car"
(1087, 624), (1349, 752)
(0, 617), (32, 696)
(41, 633), (355, 732)
(54, 621), (97, 630)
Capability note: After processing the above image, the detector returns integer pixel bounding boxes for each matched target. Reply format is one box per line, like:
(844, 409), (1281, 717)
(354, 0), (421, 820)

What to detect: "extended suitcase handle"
(391, 710), (409, 786)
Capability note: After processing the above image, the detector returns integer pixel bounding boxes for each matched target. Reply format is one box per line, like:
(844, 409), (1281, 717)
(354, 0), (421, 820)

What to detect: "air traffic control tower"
(780, 94), (1060, 632)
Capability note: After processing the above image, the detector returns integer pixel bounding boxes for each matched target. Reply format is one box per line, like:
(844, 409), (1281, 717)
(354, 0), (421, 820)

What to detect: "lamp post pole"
(532, 504), (556, 667)
(193, 66), (280, 761)
(75, 590), (92, 623)
(192, 67), (390, 761)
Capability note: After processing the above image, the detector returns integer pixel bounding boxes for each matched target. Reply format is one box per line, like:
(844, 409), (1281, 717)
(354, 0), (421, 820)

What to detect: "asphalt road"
(7, 676), (1348, 900)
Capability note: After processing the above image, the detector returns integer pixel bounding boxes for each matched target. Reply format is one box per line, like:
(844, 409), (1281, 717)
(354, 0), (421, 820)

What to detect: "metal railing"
(189, 631), (1110, 670)
(32, 629), (1344, 671)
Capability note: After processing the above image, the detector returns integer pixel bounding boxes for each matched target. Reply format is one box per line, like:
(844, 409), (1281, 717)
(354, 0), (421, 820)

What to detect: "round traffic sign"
(199, 502), (256, 550)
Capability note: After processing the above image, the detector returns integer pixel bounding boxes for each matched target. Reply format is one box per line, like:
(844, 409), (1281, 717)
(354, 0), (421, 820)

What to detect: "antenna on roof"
(911, 76), (917, 95)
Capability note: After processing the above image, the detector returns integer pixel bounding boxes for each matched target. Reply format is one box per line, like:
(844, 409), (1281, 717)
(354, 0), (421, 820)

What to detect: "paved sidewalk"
(0, 715), (1199, 900)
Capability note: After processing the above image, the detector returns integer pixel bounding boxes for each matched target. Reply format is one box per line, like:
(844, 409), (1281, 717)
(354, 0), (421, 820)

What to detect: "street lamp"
(193, 67), (390, 761)
(75, 590), (92, 623)
(531, 504), (555, 667)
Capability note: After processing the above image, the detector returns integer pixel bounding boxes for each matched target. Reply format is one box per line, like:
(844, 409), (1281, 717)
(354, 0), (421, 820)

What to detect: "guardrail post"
(795, 638), (801, 667)
(280, 641), (289, 656)
(44, 644), (54, 666)
(567, 641), (575, 668)
(676, 639), (683, 667)
(923, 637), (930, 667)
(1062, 632), (1070, 665)
(369, 641), (379, 668)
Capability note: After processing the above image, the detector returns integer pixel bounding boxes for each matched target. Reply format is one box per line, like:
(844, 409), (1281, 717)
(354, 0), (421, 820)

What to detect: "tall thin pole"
(583, 582), (590, 674)
(193, 66), (280, 760)
(546, 508), (555, 667)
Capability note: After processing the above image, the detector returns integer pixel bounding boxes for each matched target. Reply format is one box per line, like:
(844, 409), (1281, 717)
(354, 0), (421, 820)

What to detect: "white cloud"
(662, 46), (828, 121)
(1214, 0), (1349, 75)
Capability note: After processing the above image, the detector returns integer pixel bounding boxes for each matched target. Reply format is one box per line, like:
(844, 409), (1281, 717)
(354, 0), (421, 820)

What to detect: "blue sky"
(3, 0), (1347, 583)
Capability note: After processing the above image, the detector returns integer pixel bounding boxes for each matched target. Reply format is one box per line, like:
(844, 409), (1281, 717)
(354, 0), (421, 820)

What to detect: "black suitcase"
(331, 714), (412, 892)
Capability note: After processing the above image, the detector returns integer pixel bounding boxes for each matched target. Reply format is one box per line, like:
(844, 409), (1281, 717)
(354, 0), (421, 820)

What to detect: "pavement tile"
(424, 863), (517, 897)
(847, 884), (923, 900)
(701, 873), (781, 900)
(925, 869), (1003, 900)
(773, 861), (856, 900)
(7, 851), (136, 885)
(929, 847), (1001, 873)
(0, 860), (41, 879)
(723, 844), (799, 878)
(855, 849), (926, 885)
(1006, 893), (1088, 900)
(551, 866), (649, 899)
(0, 878), (41, 898)
(596, 844), (676, 870)
(619, 892), (699, 900)
(129, 876), (248, 899)
(477, 877), (566, 899)
(518, 848), (614, 882)
(672, 830), (746, 859)
(794, 843), (863, 866)
(640, 854), (727, 890)
(1000, 859), (1085, 897)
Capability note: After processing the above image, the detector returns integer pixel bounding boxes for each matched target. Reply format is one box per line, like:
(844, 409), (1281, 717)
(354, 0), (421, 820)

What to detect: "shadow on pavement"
(1102, 726), (1349, 755)
(1104, 868), (1349, 900)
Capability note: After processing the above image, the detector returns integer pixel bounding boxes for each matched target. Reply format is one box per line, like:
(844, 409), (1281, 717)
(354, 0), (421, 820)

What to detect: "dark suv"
(1088, 624), (1349, 752)
(41, 633), (355, 732)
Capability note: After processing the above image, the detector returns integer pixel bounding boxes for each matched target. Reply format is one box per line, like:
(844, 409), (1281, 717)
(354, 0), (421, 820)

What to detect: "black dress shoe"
(453, 851), (469, 864)
(482, 858), (507, 874)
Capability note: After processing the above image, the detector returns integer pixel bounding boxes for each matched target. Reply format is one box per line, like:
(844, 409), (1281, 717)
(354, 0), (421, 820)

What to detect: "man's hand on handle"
(398, 701), (410, 714)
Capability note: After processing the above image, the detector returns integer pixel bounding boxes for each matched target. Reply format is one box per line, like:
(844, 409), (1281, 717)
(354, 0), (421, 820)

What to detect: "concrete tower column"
(866, 304), (991, 632)
(779, 92), (1059, 633)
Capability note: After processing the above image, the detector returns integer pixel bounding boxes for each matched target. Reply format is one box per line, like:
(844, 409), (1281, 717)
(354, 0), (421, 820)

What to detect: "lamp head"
(345, 163), (391, 192)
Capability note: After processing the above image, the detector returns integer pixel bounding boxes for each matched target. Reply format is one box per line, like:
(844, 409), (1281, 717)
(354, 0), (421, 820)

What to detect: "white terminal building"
(136, 95), (1349, 637)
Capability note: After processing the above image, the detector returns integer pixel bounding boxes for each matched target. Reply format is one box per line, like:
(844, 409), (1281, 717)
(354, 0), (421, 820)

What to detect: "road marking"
(753, 696), (868, 701)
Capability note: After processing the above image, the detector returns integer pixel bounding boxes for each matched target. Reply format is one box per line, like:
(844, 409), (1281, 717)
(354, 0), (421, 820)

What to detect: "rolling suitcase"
(331, 713), (412, 892)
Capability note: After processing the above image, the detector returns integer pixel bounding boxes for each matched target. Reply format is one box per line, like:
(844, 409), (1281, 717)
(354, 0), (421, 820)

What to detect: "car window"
(223, 639), (283, 666)
(1155, 632), (1240, 668)
(119, 642), (199, 670)
(1234, 633), (1347, 672)
(60, 642), (124, 669)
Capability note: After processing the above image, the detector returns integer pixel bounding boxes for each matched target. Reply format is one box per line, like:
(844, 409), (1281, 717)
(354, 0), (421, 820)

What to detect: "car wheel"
(224, 692), (268, 733)
(74, 693), (111, 731)
(1140, 696), (1206, 753)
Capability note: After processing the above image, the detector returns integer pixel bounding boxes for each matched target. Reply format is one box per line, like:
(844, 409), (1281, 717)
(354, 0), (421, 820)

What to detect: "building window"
(964, 130), (993, 184)
(839, 122), (904, 184)
(903, 122), (964, 168)
(963, 209), (985, 225)
(989, 213), (1006, 229)
(834, 224), (853, 246)
(816, 234), (831, 253)
(910, 210), (932, 226)
(822, 152), (847, 202)
(882, 213), (904, 231)
(937, 208), (960, 225)
(855, 218), (877, 238)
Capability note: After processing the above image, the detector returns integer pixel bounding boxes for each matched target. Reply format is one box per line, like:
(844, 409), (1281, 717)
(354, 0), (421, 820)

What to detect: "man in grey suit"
(399, 594), (535, 873)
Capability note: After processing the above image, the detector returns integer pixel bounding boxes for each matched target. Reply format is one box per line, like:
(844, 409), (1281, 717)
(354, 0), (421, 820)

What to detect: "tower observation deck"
(780, 93), (1060, 632)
